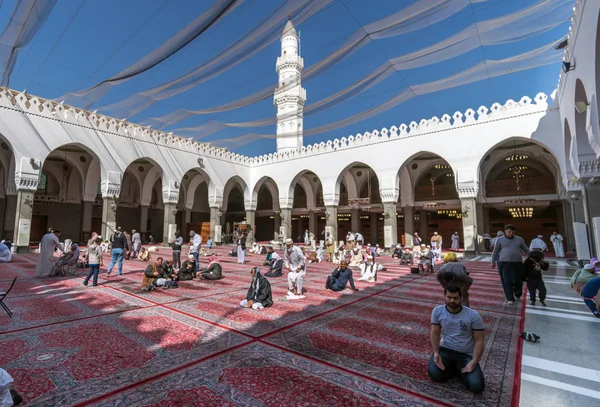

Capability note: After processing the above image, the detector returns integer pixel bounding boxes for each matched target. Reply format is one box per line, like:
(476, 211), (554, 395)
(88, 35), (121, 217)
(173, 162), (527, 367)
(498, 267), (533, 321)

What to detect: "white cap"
(584, 264), (594, 270)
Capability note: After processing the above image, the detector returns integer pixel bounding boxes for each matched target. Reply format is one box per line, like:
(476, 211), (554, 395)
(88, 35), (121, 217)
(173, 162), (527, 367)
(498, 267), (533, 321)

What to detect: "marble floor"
(517, 262), (600, 407)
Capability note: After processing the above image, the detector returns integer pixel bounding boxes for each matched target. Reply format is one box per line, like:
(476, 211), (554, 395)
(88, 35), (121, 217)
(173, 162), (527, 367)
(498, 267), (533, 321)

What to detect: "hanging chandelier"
(505, 154), (528, 161)
(508, 207), (533, 218)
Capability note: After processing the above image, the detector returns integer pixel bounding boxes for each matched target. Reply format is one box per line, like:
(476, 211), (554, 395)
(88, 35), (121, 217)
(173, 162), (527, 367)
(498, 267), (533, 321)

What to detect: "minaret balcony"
(276, 55), (304, 68)
(274, 86), (306, 100)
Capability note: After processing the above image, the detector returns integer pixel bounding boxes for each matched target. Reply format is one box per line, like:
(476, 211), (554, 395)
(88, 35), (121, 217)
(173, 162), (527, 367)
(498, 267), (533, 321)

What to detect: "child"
(523, 251), (549, 306)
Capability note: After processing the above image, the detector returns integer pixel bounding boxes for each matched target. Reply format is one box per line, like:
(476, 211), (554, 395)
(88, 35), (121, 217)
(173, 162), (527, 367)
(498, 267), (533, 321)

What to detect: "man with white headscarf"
(529, 235), (547, 253)
(550, 231), (565, 258)
(359, 255), (380, 282)
(284, 238), (306, 298)
(35, 230), (63, 277)
(431, 232), (443, 261)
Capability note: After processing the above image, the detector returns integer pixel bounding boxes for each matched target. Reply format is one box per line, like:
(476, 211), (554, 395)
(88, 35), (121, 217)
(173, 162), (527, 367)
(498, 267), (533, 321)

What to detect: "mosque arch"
(478, 137), (563, 246)
(182, 168), (211, 210)
(222, 176), (249, 232)
(403, 152), (458, 202)
(31, 143), (104, 243)
(334, 161), (379, 204)
(252, 176), (279, 241)
(286, 170), (322, 208)
(286, 170), (325, 241)
(222, 175), (249, 212)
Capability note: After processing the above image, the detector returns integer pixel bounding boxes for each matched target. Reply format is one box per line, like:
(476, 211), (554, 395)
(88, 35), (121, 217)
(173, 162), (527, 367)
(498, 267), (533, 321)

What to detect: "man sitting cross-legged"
(141, 257), (172, 291)
(325, 260), (359, 292)
(399, 248), (414, 266)
(428, 285), (485, 393)
(198, 255), (223, 280)
(264, 251), (283, 277)
(240, 267), (273, 310)
(178, 254), (197, 281)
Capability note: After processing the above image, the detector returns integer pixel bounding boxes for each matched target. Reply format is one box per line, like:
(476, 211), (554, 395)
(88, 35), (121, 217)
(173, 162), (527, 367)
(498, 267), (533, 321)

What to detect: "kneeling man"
(240, 267), (273, 310)
(428, 285), (485, 393)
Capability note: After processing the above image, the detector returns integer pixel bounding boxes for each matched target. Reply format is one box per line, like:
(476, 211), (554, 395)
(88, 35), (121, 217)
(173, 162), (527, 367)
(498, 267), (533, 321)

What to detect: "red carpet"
(0, 246), (523, 406)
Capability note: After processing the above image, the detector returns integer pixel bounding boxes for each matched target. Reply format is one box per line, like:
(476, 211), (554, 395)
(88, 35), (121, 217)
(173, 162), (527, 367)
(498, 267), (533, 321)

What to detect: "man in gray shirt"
(428, 285), (485, 393)
(491, 224), (530, 304)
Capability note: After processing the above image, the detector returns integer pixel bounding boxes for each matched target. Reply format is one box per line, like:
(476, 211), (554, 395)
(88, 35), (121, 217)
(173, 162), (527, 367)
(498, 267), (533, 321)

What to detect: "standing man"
(35, 230), (62, 277)
(413, 232), (422, 248)
(491, 224), (529, 305)
(325, 231), (335, 262)
(123, 230), (133, 260)
(451, 231), (460, 252)
(107, 226), (129, 276)
(550, 231), (565, 258)
(131, 229), (141, 258)
(428, 285), (485, 393)
(284, 238), (306, 298)
(189, 230), (202, 272)
(529, 235), (547, 253)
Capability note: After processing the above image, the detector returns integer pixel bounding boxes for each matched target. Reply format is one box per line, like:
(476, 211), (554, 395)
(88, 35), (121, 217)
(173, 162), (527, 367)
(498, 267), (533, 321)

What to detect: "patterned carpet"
(0, 245), (525, 406)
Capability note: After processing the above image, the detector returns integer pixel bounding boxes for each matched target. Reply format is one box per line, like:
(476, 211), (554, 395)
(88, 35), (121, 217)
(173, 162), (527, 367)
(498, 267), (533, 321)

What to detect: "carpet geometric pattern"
(0, 246), (524, 406)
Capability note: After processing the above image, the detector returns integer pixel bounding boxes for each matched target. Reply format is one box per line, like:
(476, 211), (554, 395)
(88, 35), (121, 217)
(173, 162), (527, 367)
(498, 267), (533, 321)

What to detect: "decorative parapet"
(249, 93), (551, 165)
(162, 180), (180, 205)
(457, 185), (479, 199)
(578, 160), (600, 178)
(380, 188), (399, 203)
(0, 89), (255, 167)
(556, 0), (585, 97)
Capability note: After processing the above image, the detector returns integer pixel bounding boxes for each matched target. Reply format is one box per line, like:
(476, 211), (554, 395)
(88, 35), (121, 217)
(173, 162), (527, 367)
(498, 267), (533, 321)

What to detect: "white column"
(245, 209), (256, 245)
(325, 205), (338, 242)
(210, 206), (222, 244)
(382, 201), (397, 249)
(100, 171), (122, 240)
(12, 158), (41, 252)
(403, 206), (414, 248)
(460, 197), (479, 254)
(162, 180), (179, 245)
(279, 207), (292, 241)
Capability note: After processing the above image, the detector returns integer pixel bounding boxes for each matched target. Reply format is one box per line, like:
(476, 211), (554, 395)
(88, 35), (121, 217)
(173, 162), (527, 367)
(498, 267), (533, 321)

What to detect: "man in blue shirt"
(325, 260), (358, 292)
(428, 285), (485, 393)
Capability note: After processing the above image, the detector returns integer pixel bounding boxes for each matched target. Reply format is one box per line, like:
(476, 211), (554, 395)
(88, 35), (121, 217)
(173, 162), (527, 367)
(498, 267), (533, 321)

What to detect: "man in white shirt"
(529, 235), (547, 253)
(428, 285), (485, 393)
(189, 231), (202, 271)
(284, 238), (306, 298)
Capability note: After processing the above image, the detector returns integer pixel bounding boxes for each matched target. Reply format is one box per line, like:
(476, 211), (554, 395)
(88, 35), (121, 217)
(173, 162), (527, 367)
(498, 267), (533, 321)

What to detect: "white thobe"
(0, 368), (14, 407)
(285, 246), (306, 293)
(35, 233), (62, 277)
(451, 234), (460, 251)
(529, 238), (547, 252)
(359, 262), (378, 282)
(0, 244), (11, 262)
(551, 234), (565, 257)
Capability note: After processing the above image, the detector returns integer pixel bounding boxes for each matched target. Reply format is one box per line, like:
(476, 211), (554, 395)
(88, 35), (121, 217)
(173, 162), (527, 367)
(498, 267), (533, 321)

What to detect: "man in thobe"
(325, 232), (335, 262)
(189, 230), (202, 271)
(284, 238), (306, 298)
(529, 235), (547, 253)
(355, 232), (364, 247)
(431, 232), (443, 261)
(35, 230), (63, 277)
(550, 231), (565, 258)
(359, 255), (380, 282)
(451, 232), (460, 251)
(131, 229), (141, 258)
(304, 230), (310, 245)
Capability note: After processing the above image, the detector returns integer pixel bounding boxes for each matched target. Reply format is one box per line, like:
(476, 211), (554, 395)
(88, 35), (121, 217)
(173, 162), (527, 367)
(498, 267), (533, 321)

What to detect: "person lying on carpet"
(265, 252), (283, 277)
(325, 260), (359, 292)
(436, 252), (473, 307)
(240, 267), (272, 310)
(399, 248), (414, 266)
(178, 255), (197, 281)
(428, 285), (485, 393)
(198, 255), (223, 280)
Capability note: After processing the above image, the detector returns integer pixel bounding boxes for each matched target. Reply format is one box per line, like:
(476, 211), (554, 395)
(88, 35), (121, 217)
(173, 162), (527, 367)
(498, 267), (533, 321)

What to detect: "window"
(37, 173), (47, 190)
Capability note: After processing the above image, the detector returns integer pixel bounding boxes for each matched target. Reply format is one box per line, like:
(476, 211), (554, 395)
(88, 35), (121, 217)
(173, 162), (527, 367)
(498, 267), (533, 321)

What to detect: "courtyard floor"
(1, 245), (526, 406)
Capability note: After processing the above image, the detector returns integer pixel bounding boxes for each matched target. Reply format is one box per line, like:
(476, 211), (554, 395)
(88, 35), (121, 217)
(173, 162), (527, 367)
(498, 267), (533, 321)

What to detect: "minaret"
(274, 17), (306, 153)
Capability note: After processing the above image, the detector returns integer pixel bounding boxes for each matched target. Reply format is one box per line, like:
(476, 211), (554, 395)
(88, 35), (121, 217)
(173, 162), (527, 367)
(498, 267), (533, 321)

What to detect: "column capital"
(279, 197), (293, 210)
(457, 183), (479, 199)
(322, 192), (339, 207)
(245, 200), (257, 211)
(162, 180), (180, 205)
(15, 157), (41, 192)
(101, 171), (122, 199)
(379, 188), (399, 204)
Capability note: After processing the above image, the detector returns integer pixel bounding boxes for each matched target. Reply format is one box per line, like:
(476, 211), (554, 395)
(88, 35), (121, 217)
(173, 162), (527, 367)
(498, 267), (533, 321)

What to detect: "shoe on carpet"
(508, 301), (514, 305)
(519, 332), (540, 342)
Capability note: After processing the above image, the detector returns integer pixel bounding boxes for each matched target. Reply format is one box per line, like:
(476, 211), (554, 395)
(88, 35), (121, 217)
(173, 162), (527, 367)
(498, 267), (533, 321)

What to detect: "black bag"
(164, 280), (179, 289)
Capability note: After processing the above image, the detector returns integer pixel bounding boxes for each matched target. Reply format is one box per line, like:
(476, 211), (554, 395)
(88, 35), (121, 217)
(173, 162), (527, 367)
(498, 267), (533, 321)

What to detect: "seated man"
(198, 255), (223, 280)
(206, 237), (213, 249)
(138, 247), (152, 262)
(392, 244), (403, 258)
(263, 246), (275, 266)
(141, 257), (165, 291)
(54, 243), (80, 274)
(161, 259), (178, 287)
(0, 241), (12, 262)
(581, 277), (600, 318)
(265, 252), (283, 277)
(358, 255), (379, 282)
(348, 248), (362, 267)
(325, 260), (359, 292)
(436, 252), (473, 307)
(418, 244), (433, 274)
(178, 255), (197, 281)
(240, 267), (272, 310)
(399, 248), (414, 266)
(428, 285), (485, 393)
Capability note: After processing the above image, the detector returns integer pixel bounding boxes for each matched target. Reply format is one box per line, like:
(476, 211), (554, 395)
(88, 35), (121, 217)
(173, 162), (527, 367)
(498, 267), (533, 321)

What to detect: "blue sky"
(0, 0), (572, 155)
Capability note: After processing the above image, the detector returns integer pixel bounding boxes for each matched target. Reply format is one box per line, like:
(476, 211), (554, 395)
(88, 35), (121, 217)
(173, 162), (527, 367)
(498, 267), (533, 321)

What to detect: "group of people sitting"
(140, 254), (223, 291)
